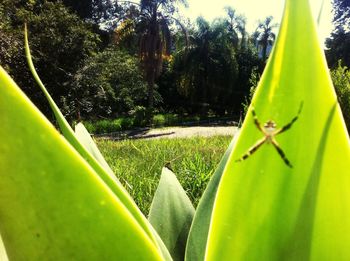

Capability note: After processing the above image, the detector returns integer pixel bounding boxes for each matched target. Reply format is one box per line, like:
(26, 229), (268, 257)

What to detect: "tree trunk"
(147, 79), (154, 110)
(262, 43), (267, 61)
(75, 99), (81, 122)
(146, 71), (155, 124)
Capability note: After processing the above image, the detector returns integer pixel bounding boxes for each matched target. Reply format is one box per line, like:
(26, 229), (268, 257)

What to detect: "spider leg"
(275, 102), (303, 135)
(271, 139), (293, 168)
(251, 107), (265, 133)
(236, 137), (266, 162)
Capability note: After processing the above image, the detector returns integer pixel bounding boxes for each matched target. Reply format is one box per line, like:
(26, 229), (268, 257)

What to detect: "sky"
(178, 0), (333, 43)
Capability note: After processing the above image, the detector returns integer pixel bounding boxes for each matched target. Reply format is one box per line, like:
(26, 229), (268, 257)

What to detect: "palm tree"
(255, 16), (278, 61)
(224, 6), (247, 49)
(110, 0), (187, 116)
(116, 0), (188, 112)
(139, 0), (188, 111)
(173, 17), (238, 113)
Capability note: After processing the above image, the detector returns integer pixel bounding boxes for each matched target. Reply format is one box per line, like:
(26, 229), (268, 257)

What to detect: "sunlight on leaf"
(206, 0), (350, 260)
(0, 67), (163, 260)
(149, 167), (195, 261)
(185, 133), (238, 261)
(23, 24), (165, 254)
(74, 122), (115, 173)
(0, 234), (8, 261)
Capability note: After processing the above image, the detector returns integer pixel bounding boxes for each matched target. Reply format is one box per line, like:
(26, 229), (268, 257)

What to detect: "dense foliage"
(326, 0), (350, 68)
(71, 48), (148, 119)
(331, 61), (350, 131)
(326, 29), (350, 68)
(173, 17), (240, 114)
(0, 0), (348, 125)
(0, 0), (101, 118)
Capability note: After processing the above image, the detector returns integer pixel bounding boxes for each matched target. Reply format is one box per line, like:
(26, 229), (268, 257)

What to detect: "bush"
(152, 114), (166, 127)
(131, 106), (148, 127)
(164, 114), (179, 125)
(95, 119), (120, 133)
(331, 61), (350, 132)
(120, 117), (134, 130)
(83, 119), (124, 134)
(185, 116), (201, 125)
(81, 121), (96, 133)
(241, 66), (260, 117)
(73, 48), (148, 119)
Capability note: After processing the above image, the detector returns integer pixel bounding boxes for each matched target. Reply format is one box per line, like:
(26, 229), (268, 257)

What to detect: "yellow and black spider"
(236, 103), (303, 168)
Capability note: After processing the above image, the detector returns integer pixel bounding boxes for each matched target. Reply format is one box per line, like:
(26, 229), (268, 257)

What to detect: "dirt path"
(144, 126), (238, 139)
(98, 126), (238, 140)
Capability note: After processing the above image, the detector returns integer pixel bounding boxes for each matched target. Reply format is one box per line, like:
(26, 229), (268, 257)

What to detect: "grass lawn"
(96, 135), (232, 216)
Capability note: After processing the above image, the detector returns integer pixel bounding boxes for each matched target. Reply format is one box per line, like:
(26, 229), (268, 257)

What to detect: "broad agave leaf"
(74, 123), (172, 260)
(0, 67), (163, 260)
(74, 122), (115, 173)
(0, 235), (8, 261)
(206, 0), (350, 260)
(185, 133), (238, 261)
(149, 167), (195, 261)
(24, 25), (164, 253)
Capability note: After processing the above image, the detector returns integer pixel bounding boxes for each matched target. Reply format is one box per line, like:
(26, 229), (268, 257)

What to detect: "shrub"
(164, 114), (179, 125)
(120, 117), (134, 130)
(152, 114), (166, 127)
(73, 48), (148, 119)
(81, 121), (96, 133)
(131, 106), (148, 127)
(331, 61), (350, 132)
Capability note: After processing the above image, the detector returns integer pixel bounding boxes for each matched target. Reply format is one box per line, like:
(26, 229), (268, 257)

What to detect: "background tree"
(330, 61), (350, 131)
(139, 0), (187, 112)
(332, 0), (350, 28)
(172, 17), (239, 114)
(0, 0), (101, 118)
(113, 0), (188, 113)
(234, 44), (262, 113)
(71, 48), (148, 120)
(1, 0), (324, 126)
(0, 0), (25, 76)
(255, 16), (278, 61)
(61, 0), (94, 19)
(326, 0), (350, 68)
(224, 6), (246, 49)
(221, 6), (260, 113)
(325, 29), (350, 68)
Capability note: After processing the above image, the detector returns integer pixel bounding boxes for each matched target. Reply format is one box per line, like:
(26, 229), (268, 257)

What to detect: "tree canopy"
(326, 0), (350, 68)
(5, 0), (348, 123)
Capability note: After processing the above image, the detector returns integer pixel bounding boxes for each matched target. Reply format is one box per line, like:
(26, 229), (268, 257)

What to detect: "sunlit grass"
(96, 136), (232, 215)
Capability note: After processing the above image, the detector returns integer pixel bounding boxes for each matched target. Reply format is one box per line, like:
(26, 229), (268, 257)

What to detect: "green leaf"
(317, 0), (325, 26)
(185, 133), (238, 261)
(0, 67), (162, 260)
(24, 25), (160, 250)
(74, 122), (172, 261)
(206, 0), (350, 260)
(74, 122), (115, 174)
(0, 235), (8, 261)
(149, 167), (195, 261)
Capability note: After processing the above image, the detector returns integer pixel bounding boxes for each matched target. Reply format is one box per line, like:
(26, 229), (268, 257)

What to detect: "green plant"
(241, 66), (260, 116)
(120, 117), (135, 130)
(204, 0), (350, 260)
(331, 60), (350, 131)
(132, 106), (148, 126)
(173, 16), (239, 113)
(73, 48), (148, 119)
(1, 0), (350, 260)
(153, 114), (166, 127)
